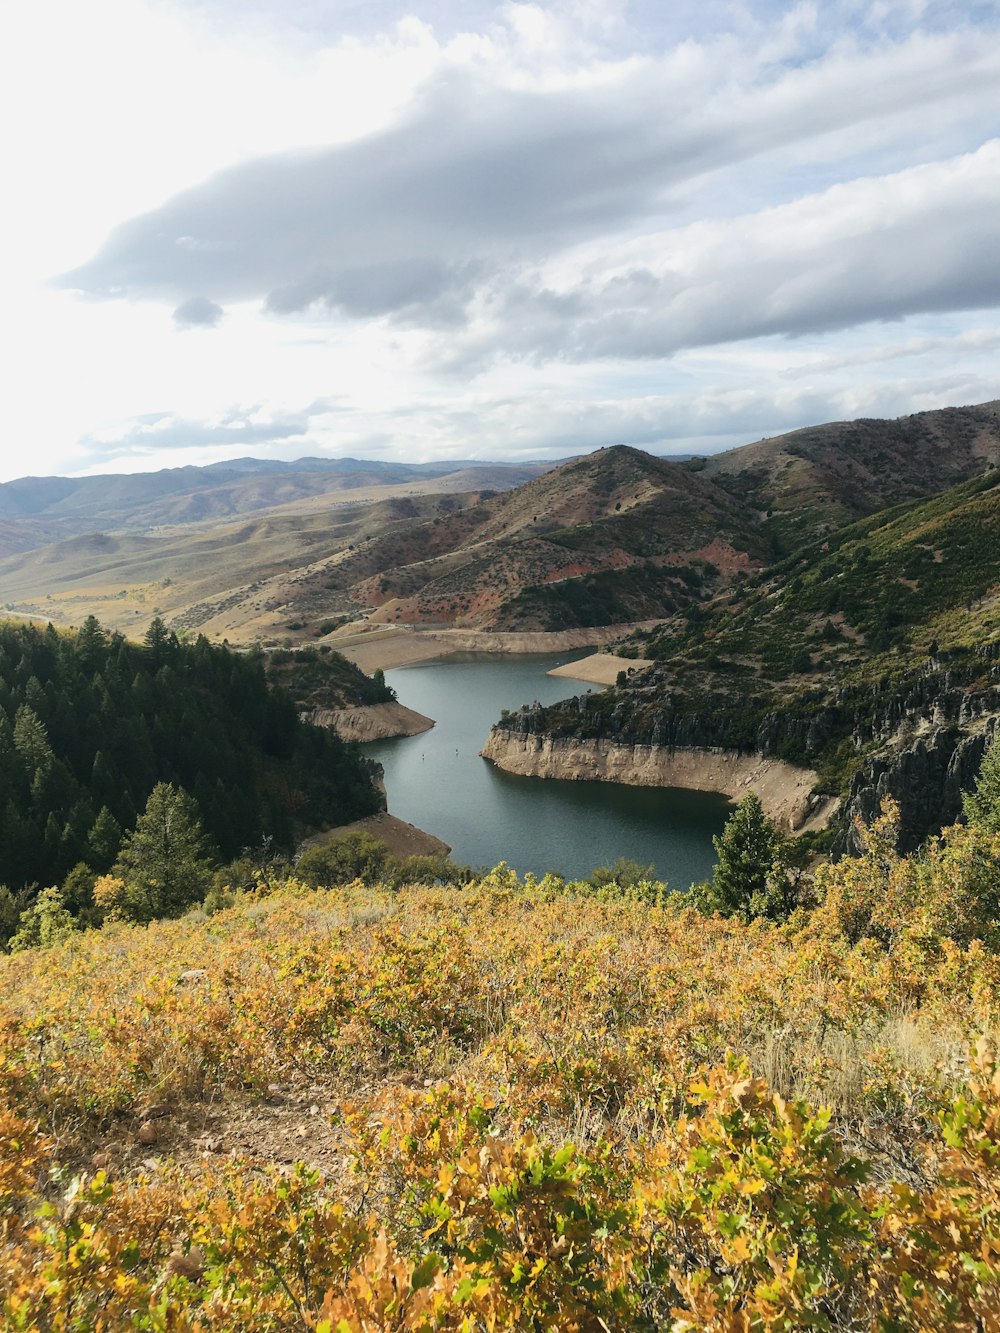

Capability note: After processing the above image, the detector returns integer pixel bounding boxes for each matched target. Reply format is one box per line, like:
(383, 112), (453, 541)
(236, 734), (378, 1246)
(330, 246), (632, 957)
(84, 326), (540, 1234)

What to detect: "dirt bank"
(306, 701), (434, 742)
(547, 652), (654, 686)
(326, 622), (661, 673)
(480, 730), (837, 833)
(300, 811), (451, 859)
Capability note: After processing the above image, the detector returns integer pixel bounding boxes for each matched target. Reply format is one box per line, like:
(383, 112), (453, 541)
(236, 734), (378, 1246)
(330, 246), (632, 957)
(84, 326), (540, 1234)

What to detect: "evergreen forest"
(0, 616), (380, 900)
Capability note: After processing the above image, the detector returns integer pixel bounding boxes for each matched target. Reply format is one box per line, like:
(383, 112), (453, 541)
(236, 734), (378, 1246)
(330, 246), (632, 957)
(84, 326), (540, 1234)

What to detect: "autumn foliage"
(1, 811), (1000, 1329)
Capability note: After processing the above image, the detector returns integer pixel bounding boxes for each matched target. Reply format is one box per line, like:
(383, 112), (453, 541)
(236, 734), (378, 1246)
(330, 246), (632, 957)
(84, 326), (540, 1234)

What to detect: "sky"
(3, 0), (1000, 481)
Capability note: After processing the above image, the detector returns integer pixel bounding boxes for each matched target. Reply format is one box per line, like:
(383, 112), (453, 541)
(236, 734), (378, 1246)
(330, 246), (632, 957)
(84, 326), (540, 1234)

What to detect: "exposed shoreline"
(325, 621), (660, 674)
(300, 811), (451, 859)
(305, 700), (434, 742)
(480, 730), (837, 833)
(547, 651), (654, 686)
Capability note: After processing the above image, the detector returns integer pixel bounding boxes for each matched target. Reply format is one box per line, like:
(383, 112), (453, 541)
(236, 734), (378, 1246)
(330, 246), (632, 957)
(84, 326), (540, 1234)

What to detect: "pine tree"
(112, 783), (217, 922)
(87, 806), (123, 872)
(963, 731), (1000, 835)
(709, 792), (784, 920)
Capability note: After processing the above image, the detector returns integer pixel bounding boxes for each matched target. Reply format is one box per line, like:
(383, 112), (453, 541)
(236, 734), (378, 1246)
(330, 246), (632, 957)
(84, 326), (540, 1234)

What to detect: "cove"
(363, 652), (732, 886)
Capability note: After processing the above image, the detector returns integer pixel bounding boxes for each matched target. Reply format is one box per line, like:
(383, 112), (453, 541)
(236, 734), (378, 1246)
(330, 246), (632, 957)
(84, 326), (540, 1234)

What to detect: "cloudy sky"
(4, 0), (1000, 481)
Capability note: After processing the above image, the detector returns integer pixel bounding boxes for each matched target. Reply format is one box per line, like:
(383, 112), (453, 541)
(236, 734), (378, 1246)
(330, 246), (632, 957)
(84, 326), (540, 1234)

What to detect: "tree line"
(0, 616), (380, 932)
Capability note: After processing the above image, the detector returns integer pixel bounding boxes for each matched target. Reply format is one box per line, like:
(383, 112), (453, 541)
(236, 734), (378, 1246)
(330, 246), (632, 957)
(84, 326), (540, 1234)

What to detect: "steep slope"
(487, 468), (1000, 848)
(701, 399), (1000, 551)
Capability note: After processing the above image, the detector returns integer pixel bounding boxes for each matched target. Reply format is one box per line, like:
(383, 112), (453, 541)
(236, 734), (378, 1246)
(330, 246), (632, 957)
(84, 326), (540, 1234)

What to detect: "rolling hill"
(2, 401), (999, 651)
(0, 455), (553, 557)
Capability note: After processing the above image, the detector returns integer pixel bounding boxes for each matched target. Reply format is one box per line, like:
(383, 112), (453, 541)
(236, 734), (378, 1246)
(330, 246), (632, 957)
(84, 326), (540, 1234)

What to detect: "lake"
(363, 652), (731, 886)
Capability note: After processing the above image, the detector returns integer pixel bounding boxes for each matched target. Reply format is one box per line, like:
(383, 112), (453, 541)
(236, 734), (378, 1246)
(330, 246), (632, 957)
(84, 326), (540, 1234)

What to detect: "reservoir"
(364, 652), (731, 886)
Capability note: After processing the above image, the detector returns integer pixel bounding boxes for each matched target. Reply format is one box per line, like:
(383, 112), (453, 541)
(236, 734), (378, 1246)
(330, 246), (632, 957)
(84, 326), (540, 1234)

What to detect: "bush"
(297, 831), (390, 887)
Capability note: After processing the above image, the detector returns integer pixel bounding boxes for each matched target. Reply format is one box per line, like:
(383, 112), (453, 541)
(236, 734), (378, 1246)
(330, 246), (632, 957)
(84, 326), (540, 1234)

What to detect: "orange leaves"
(2, 866), (1000, 1326)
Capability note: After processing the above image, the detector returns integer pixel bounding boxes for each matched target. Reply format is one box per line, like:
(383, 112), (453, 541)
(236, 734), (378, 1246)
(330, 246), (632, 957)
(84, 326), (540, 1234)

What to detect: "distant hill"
(2, 401), (999, 647)
(0, 455), (553, 556)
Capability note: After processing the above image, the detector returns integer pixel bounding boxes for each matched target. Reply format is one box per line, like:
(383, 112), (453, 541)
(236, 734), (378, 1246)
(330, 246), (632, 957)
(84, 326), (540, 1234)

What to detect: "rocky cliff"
(487, 643), (1000, 850)
(480, 729), (834, 832)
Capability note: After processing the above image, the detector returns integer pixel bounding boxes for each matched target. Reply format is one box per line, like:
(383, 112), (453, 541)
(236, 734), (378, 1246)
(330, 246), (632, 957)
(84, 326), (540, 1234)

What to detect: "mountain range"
(4, 401), (997, 646)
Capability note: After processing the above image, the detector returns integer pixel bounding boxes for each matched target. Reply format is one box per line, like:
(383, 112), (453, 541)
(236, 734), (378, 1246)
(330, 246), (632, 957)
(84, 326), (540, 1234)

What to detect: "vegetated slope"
(0, 489), (486, 641)
(311, 444), (772, 630)
(0, 455), (552, 554)
(3, 843), (1000, 1327)
(264, 643), (395, 711)
(215, 400), (1000, 634)
(502, 469), (1000, 848)
(0, 617), (380, 894)
(701, 398), (1000, 552)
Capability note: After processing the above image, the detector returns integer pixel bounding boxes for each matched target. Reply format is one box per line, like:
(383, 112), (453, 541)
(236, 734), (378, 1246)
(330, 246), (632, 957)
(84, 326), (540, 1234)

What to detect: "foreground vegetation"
(2, 771), (1000, 1328)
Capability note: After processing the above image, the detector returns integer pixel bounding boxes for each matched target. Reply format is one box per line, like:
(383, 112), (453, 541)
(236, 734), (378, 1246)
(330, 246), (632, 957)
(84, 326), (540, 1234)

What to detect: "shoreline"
(305, 700), (434, 742)
(547, 651), (654, 686)
(325, 621), (660, 674)
(480, 730), (837, 834)
(299, 811), (451, 859)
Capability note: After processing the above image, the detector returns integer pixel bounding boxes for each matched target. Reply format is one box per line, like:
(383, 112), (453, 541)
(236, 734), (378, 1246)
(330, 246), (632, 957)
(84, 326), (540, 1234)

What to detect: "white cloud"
(0, 0), (998, 482)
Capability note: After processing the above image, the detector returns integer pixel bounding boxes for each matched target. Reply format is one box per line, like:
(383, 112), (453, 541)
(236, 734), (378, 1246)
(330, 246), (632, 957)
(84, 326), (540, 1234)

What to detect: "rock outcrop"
(480, 730), (835, 833)
(305, 701), (434, 742)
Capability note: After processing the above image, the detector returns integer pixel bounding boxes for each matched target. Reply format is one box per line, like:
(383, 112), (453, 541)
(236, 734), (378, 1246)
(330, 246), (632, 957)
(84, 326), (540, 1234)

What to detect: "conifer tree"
(112, 783), (216, 922)
(963, 731), (1000, 834)
(709, 792), (784, 920)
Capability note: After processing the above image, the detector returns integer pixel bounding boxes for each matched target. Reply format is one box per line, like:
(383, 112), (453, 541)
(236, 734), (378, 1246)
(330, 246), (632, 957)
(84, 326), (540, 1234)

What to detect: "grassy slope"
(3, 849), (1000, 1327)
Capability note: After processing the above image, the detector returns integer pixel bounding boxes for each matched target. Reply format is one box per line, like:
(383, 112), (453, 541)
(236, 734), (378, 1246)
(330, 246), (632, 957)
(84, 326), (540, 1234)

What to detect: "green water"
(364, 653), (731, 886)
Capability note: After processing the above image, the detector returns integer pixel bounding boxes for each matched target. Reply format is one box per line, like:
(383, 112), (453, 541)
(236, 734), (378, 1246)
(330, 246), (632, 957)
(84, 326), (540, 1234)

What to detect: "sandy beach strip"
(547, 652), (654, 686)
(326, 621), (661, 674)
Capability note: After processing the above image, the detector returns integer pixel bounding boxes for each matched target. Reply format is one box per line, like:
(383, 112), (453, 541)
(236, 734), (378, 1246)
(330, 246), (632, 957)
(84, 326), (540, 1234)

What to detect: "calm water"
(364, 653), (731, 886)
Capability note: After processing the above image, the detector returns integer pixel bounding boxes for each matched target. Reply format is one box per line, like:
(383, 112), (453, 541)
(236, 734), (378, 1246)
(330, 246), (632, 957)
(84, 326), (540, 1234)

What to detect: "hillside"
(0, 455), (552, 555)
(0, 617), (381, 897)
(493, 467), (1000, 849)
(0, 489), (487, 640)
(701, 399), (1000, 551)
(3, 824), (1000, 1328)
(3, 402), (1000, 647)
(307, 444), (771, 631)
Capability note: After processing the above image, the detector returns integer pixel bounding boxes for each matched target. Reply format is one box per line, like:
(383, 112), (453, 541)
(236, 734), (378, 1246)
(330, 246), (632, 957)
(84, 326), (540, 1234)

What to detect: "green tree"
(963, 731), (1000, 835)
(9, 886), (78, 951)
(588, 856), (656, 891)
(13, 705), (53, 779)
(75, 615), (108, 672)
(702, 792), (785, 920)
(0, 884), (33, 950)
(86, 806), (123, 872)
(296, 830), (389, 887)
(112, 783), (216, 922)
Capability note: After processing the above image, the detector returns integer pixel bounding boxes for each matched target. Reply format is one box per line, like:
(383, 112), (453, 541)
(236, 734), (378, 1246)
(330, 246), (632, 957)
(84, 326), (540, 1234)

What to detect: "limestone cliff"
(480, 729), (834, 833)
(305, 701), (434, 742)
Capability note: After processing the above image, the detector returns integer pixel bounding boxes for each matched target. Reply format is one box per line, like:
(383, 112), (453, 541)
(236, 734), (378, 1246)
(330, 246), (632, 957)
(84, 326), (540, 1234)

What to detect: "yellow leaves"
(3, 873), (1000, 1327)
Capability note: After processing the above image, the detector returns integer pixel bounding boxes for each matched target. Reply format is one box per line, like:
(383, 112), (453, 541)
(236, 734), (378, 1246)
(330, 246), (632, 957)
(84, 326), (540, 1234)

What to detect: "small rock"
(137, 1120), (158, 1146)
(90, 1150), (111, 1170)
(166, 1246), (205, 1280)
